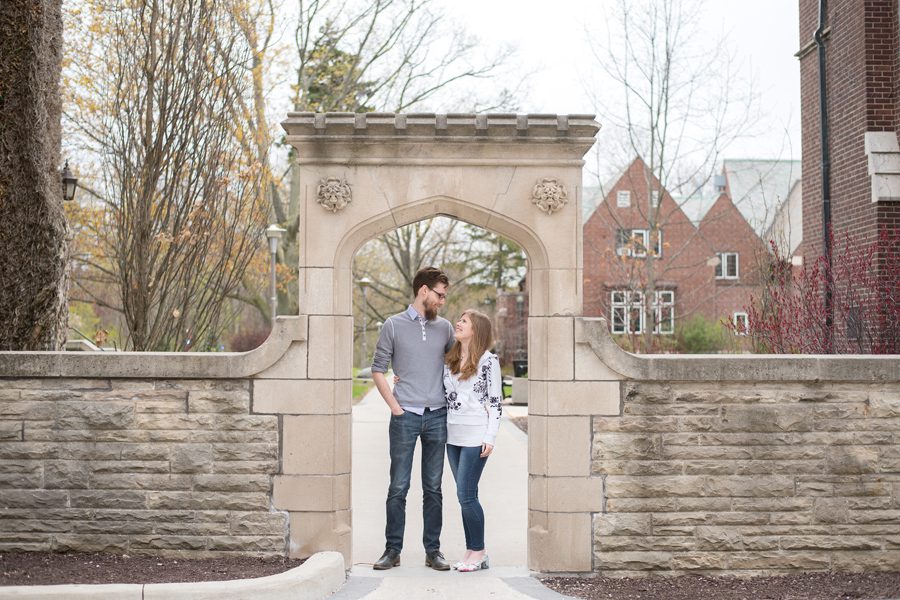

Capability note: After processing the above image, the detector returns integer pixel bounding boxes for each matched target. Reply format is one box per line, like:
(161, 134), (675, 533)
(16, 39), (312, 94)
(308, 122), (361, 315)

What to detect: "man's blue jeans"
(385, 407), (447, 553)
(446, 444), (489, 551)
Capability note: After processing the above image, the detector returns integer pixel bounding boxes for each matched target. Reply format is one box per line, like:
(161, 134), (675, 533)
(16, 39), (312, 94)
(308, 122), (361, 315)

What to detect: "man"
(370, 266), (455, 571)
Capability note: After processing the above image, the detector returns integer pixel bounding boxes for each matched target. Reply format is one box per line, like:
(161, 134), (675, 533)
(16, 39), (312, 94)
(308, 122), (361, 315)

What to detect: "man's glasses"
(429, 287), (447, 301)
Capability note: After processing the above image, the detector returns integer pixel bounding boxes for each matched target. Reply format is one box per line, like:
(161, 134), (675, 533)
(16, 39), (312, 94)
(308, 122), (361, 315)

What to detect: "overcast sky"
(441, 0), (802, 162)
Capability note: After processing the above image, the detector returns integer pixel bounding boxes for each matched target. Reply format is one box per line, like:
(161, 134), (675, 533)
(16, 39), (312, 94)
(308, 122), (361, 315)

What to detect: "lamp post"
(62, 160), (78, 201)
(357, 277), (373, 366)
(265, 224), (286, 327)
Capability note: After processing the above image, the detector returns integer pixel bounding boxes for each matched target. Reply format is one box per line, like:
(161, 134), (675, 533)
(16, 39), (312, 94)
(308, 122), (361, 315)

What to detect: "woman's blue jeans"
(385, 407), (447, 553)
(446, 444), (489, 551)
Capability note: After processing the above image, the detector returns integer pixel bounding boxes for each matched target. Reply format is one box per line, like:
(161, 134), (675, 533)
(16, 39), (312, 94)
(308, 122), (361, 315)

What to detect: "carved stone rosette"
(316, 177), (352, 213)
(531, 177), (568, 215)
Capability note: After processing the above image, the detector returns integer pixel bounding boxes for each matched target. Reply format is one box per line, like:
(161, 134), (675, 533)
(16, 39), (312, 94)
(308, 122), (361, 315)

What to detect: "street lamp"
(62, 160), (78, 201)
(357, 276), (373, 366)
(265, 224), (286, 327)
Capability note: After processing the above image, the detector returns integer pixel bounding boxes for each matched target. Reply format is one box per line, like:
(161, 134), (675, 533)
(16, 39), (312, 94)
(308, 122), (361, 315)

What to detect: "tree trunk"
(0, 0), (68, 350)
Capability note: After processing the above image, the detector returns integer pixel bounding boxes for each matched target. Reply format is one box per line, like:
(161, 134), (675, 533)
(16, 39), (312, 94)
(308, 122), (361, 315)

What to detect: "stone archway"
(275, 113), (600, 571)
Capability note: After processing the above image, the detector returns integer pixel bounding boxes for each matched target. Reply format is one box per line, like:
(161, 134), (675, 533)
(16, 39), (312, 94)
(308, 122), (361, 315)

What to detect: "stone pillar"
(526, 318), (625, 572)
(254, 313), (354, 566)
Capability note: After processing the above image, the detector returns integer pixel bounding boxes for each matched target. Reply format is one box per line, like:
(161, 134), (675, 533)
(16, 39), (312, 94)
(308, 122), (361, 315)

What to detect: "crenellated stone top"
(281, 113), (600, 165)
(283, 112), (599, 140)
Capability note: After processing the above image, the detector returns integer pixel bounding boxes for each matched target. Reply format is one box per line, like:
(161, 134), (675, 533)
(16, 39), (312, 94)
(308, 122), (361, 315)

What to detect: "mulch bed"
(3, 551), (900, 598)
(0, 552), (305, 586)
(542, 572), (900, 600)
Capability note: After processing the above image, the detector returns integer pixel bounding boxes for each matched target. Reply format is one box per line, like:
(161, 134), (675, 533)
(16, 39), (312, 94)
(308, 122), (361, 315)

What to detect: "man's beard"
(424, 300), (438, 321)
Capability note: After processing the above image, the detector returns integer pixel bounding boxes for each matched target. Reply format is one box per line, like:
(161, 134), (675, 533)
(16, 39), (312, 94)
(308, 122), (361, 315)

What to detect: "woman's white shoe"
(456, 554), (489, 572)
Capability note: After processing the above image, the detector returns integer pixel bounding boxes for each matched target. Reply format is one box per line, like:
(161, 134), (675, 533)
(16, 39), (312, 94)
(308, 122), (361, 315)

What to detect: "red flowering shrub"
(732, 228), (899, 354)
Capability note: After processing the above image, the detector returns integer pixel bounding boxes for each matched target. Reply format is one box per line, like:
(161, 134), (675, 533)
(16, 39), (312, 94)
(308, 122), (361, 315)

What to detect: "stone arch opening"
(347, 211), (532, 568)
(335, 196), (549, 272)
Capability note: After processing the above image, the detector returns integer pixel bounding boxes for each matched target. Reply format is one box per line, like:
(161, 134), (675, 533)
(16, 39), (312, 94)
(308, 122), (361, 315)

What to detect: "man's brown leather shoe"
(373, 549), (400, 570)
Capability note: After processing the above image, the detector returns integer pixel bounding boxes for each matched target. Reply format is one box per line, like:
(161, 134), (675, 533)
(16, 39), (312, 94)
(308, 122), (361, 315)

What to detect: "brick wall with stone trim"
(798, 0), (900, 346)
(0, 317), (334, 559)
(575, 318), (900, 576)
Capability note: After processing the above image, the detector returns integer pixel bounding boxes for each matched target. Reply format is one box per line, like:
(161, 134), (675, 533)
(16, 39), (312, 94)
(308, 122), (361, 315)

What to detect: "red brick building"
(495, 281), (528, 368)
(583, 158), (775, 344)
(797, 0), (900, 348)
(698, 190), (769, 329)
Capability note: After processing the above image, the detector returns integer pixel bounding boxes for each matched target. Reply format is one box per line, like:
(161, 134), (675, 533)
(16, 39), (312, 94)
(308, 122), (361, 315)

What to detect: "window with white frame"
(610, 291), (627, 333)
(610, 290), (675, 335)
(715, 252), (739, 279)
(610, 290), (643, 334)
(616, 228), (663, 258)
(653, 290), (675, 334)
(615, 229), (645, 256)
(733, 312), (749, 335)
(650, 191), (660, 208)
(631, 230), (649, 257)
(616, 190), (631, 207)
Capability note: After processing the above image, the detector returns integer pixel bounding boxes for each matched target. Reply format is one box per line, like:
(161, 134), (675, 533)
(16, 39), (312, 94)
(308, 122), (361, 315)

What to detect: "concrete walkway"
(337, 386), (576, 599)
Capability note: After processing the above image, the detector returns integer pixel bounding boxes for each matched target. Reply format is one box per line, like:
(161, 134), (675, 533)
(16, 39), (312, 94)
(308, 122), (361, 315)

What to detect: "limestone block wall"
(0, 317), (344, 559)
(0, 377), (284, 556)
(574, 318), (900, 576)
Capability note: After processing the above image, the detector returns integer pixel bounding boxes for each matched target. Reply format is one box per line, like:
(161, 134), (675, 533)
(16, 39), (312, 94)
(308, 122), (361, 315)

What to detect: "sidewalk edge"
(0, 551), (347, 600)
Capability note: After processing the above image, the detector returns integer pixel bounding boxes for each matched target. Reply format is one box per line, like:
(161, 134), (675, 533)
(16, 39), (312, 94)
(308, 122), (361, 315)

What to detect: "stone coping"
(578, 317), (900, 382)
(282, 112), (600, 144)
(0, 316), (305, 379)
(0, 551), (345, 600)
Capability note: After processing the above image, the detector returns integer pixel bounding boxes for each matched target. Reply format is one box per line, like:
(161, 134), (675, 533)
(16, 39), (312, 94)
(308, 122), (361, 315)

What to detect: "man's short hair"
(412, 266), (449, 297)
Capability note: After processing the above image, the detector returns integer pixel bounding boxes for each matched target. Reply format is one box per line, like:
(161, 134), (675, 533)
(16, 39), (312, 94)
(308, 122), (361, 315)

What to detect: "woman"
(443, 309), (503, 572)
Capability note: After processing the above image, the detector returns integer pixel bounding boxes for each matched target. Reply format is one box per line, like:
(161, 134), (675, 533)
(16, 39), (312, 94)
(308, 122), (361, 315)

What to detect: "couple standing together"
(370, 266), (503, 573)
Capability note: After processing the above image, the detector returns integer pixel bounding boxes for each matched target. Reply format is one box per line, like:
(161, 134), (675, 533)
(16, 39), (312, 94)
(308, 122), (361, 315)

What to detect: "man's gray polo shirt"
(371, 305), (455, 414)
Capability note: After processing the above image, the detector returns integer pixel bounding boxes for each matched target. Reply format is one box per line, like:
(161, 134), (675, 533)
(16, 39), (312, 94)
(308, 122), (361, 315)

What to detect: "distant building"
(710, 160), (801, 328)
(583, 157), (796, 343)
(499, 157), (803, 351)
(584, 158), (709, 337)
(495, 278), (528, 367)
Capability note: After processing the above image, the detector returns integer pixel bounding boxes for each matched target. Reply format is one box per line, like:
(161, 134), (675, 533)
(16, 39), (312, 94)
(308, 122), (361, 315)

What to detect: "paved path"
(337, 386), (574, 599)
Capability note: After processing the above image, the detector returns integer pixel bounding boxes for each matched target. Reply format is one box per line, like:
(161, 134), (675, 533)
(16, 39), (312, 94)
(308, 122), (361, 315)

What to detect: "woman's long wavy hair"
(445, 309), (494, 380)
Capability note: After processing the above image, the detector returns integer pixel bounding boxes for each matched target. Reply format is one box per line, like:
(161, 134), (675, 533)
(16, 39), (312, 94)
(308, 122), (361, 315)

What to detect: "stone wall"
(595, 381), (900, 575)
(0, 377), (284, 556)
(0, 317), (311, 558)
(574, 318), (900, 576)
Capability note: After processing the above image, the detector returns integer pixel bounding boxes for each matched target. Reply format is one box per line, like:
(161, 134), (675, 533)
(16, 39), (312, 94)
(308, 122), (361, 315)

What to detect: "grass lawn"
(352, 368), (374, 403)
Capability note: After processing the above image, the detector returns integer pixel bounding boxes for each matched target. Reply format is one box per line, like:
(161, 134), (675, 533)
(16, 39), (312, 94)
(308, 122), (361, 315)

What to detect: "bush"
(735, 229), (900, 354)
(676, 315), (729, 354)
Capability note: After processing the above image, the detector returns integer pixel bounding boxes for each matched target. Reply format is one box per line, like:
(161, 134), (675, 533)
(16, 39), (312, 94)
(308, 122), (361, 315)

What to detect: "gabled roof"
(677, 188), (720, 226)
(582, 164), (630, 222)
(723, 159), (801, 236)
